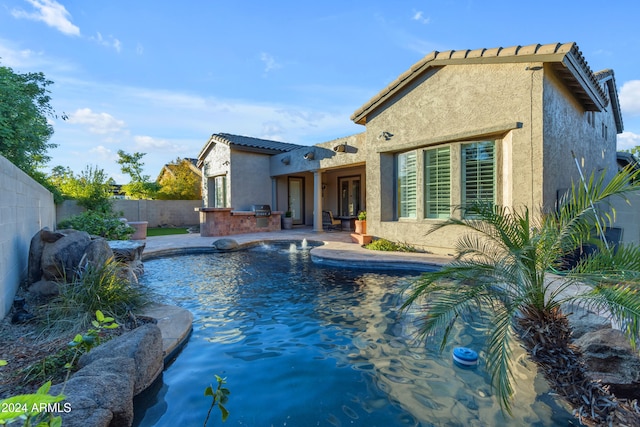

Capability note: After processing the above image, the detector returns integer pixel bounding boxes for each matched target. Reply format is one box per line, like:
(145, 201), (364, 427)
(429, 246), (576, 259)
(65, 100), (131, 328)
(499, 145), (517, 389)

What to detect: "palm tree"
(401, 168), (640, 426)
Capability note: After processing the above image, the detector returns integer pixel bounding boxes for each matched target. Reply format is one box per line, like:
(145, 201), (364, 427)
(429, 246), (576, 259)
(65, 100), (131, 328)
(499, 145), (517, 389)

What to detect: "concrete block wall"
(57, 199), (202, 228)
(0, 155), (55, 320)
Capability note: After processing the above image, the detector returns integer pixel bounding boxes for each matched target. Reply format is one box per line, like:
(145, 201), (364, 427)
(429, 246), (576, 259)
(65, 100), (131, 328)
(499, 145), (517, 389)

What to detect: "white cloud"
(134, 135), (173, 150)
(12, 0), (80, 36)
(89, 145), (115, 159)
(620, 80), (640, 116)
(412, 11), (431, 25)
(260, 52), (282, 73)
(90, 32), (122, 52)
(67, 108), (126, 135)
(617, 131), (640, 151)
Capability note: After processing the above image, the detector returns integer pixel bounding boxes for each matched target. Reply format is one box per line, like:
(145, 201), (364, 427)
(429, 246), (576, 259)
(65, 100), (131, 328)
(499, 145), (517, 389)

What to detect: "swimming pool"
(133, 241), (573, 426)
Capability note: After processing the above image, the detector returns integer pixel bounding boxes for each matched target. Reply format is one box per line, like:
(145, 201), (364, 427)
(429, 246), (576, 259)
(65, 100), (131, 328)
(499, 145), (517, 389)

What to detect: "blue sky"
(1, 0), (639, 183)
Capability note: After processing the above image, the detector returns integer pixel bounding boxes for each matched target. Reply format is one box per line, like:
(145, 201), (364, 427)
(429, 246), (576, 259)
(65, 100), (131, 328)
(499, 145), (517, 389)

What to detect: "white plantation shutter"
(463, 142), (495, 206)
(397, 151), (417, 218)
(424, 147), (451, 218)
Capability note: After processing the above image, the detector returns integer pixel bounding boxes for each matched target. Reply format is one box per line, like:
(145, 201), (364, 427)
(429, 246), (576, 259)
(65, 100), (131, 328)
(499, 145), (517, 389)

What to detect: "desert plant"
(365, 238), (417, 252)
(358, 211), (366, 221)
(401, 167), (640, 425)
(44, 259), (147, 332)
(57, 210), (134, 240)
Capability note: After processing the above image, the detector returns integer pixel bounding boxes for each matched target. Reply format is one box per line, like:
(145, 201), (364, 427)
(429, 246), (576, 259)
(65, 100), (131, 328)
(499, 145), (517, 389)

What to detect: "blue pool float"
(452, 347), (478, 368)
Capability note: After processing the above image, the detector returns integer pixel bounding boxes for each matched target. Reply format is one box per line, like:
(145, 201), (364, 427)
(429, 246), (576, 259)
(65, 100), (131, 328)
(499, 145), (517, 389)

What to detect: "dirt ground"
(0, 288), (135, 399)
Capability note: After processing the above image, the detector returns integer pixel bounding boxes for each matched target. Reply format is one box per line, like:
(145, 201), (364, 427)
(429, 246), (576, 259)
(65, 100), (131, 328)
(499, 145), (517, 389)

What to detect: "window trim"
(396, 151), (417, 219)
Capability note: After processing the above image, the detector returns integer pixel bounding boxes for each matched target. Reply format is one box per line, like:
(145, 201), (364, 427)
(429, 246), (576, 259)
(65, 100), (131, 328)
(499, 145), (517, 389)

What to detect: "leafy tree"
(156, 157), (201, 200)
(401, 168), (640, 425)
(116, 150), (159, 199)
(50, 165), (113, 212)
(624, 146), (640, 159)
(0, 64), (58, 176)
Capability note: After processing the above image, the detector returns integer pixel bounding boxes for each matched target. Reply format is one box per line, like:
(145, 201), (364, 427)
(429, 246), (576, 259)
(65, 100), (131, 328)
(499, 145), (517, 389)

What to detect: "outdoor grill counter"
(196, 205), (282, 236)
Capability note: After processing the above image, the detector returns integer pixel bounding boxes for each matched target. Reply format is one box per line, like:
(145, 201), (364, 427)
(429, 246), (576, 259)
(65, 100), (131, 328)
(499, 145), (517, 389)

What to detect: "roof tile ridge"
(498, 45), (522, 57)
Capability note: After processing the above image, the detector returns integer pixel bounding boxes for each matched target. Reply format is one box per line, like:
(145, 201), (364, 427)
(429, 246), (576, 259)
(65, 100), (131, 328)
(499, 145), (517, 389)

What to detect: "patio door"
(339, 176), (361, 217)
(288, 177), (304, 225)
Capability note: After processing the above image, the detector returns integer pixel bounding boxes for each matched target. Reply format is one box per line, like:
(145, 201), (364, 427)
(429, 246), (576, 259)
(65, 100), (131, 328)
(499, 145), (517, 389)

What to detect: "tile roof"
(595, 69), (624, 133)
(351, 42), (610, 125)
(215, 133), (302, 153)
(197, 133), (303, 162)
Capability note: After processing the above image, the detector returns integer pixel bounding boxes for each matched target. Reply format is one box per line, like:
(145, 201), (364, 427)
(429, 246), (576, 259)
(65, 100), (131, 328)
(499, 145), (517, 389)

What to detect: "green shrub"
(44, 259), (148, 332)
(365, 238), (418, 252)
(57, 211), (134, 240)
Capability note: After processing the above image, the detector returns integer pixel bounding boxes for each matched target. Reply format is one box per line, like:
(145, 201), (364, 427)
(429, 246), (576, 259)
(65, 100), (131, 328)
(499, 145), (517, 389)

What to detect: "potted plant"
(282, 210), (293, 230)
(355, 211), (366, 235)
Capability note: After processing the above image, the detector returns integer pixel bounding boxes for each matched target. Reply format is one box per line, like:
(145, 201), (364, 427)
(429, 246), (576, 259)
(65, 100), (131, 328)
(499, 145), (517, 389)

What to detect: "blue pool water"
(133, 242), (573, 426)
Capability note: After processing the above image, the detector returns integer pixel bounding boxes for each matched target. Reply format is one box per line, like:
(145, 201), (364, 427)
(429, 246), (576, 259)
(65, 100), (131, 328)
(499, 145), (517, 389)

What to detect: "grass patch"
(147, 227), (189, 237)
(365, 238), (419, 252)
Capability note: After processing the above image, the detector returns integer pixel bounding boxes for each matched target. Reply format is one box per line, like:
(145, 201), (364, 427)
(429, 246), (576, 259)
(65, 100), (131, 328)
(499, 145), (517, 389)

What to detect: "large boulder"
(109, 241), (145, 278)
(84, 239), (115, 269)
(27, 227), (65, 284)
(51, 357), (136, 427)
(40, 230), (92, 281)
(564, 304), (612, 340)
(51, 324), (164, 427)
(213, 238), (239, 251)
(78, 323), (163, 395)
(574, 328), (640, 400)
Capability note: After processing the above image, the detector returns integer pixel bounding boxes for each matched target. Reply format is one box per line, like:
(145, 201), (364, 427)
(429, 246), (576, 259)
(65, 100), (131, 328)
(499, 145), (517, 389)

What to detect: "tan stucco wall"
(230, 150), (273, 210)
(542, 65), (618, 210)
(360, 61), (620, 254)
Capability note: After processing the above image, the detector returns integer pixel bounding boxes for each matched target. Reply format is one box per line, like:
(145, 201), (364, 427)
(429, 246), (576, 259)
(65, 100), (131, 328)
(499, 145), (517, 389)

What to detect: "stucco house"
(197, 42), (629, 253)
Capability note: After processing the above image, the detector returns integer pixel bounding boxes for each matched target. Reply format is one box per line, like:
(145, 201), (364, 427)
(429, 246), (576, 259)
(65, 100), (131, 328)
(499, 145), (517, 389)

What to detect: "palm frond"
(571, 284), (640, 349)
(485, 304), (517, 414)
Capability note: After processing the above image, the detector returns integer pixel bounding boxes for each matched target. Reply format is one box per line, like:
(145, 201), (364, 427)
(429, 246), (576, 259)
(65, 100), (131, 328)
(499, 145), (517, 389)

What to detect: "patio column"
(271, 177), (277, 210)
(313, 170), (323, 232)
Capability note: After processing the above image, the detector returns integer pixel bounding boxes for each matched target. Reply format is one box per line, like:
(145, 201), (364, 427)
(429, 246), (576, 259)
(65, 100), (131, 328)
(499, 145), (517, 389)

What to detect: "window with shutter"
(462, 141), (495, 208)
(397, 151), (417, 218)
(424, 147), (451, 218)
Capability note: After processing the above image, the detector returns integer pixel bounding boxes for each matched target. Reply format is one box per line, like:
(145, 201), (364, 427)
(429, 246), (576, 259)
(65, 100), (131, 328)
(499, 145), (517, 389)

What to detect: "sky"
(1, 1), (640, 184)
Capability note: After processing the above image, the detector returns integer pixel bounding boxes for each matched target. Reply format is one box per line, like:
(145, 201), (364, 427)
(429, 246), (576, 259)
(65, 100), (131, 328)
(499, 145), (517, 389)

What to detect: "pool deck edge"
(137, 302), (194, 366)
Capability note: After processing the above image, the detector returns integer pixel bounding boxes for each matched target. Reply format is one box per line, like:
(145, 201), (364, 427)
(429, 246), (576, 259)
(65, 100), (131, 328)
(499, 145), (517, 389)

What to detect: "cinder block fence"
(0, 155), (55, 319)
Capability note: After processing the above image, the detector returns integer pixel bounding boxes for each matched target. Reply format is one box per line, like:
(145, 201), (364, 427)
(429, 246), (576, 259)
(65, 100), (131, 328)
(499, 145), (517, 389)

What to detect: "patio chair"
(322, 211), (342, 231)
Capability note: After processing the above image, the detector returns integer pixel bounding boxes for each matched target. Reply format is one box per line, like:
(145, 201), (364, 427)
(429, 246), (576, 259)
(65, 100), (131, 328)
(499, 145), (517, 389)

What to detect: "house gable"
(351, 42), (610, 125)
(197, 133), (303, 167)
